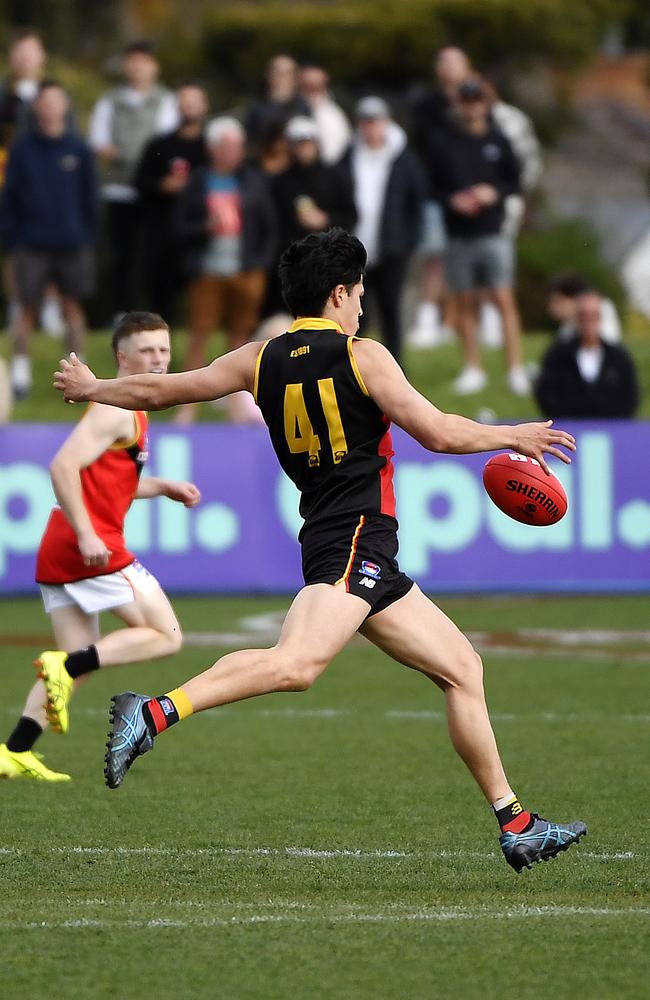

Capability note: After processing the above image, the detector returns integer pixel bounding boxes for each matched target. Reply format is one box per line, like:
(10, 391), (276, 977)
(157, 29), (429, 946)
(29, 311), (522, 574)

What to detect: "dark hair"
(123, 39), (156, 57)
(279, 228), (366, 317)
(112, 311), (169, 356)
(37, 79), (65, 96)
(11, 29), (43, 48)
(547, 274), (592, 299)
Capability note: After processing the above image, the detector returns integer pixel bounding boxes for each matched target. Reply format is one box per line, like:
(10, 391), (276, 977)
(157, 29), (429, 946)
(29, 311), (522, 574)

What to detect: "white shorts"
(39, 560), (161, 616)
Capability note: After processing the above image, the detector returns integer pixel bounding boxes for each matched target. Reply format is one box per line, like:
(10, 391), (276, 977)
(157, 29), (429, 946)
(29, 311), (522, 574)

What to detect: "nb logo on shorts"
(359, 577), (376, 590)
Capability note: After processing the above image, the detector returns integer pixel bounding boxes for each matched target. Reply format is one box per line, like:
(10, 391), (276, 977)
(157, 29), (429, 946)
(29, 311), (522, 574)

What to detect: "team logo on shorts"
(360, 561), (381, 579)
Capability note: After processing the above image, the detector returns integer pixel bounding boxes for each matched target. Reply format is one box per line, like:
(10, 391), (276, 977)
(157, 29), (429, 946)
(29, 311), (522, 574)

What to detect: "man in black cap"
(426, 78), (529, 396)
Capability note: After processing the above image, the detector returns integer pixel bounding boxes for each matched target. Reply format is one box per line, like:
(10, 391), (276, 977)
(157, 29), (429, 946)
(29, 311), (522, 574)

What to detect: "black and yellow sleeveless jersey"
(255, 318), (396, 530)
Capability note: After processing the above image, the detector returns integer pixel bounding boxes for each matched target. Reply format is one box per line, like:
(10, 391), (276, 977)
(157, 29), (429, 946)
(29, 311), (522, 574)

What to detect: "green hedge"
(154, 0), (630, 95)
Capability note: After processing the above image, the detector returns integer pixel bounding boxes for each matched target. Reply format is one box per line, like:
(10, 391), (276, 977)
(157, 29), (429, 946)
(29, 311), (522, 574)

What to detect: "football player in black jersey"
(56, 229), (587, 872)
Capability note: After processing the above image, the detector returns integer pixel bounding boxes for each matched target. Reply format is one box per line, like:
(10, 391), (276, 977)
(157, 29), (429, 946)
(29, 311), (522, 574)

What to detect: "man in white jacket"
(299, 65), (351, 166)
(341, 97), (426, 364)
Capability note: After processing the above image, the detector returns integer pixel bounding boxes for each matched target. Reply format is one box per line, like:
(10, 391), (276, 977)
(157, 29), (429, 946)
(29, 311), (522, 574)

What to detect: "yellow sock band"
(166, 687), (194, 720)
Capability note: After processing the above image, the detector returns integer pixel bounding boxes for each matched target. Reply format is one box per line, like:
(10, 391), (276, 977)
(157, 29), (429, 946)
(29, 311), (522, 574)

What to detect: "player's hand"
(511, 420), (576, 475)
(165, 481), (202, 508)
(160, 172), (188, 193)
(77, 529), (112, 568)
(471, 183), (499, 206)
(449, 189), (481, 215)
(54, 353), (98, 403)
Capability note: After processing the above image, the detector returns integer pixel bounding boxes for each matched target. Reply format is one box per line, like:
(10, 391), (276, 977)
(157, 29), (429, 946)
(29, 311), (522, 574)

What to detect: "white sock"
(10, 354), (32, 391)
(492, 792), (517, 811)
(415, 301), (439, 329)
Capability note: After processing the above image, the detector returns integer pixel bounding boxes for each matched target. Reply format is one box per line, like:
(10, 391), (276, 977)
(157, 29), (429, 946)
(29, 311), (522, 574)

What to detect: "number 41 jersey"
(255, 319), (396, 532)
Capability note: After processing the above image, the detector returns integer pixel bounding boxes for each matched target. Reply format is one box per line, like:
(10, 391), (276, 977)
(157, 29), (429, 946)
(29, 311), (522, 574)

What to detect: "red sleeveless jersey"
(36, 410), (149, 584)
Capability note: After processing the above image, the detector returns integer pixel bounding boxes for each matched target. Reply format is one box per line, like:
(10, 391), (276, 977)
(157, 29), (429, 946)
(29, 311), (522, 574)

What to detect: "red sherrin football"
(483, 453), (568, 526)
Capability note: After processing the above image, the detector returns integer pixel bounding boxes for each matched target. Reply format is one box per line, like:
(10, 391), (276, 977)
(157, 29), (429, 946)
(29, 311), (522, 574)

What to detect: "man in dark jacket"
(265, 115), (356, 316)
(535, 291), (639, 419)
(134, 84), (209, 320)
(2, 81), (97, 399)
(427, 78), (529, 397)
(340, 97), (425, 363)
(173, 116), (276, 422)
(245, 54), (310, 155)
(274, 115), (356, 249)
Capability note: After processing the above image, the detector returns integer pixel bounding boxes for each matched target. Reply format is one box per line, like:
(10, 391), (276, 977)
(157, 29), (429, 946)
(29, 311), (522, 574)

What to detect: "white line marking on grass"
(6, 704), (648, 725)
(1, 905), (649, 931)
(0, 845), (638, 862)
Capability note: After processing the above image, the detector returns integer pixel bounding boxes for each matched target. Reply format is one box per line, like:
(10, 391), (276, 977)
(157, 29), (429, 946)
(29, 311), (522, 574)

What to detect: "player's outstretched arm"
(136, 477), (201, 507)
(351, 339), (575, 474)
(54, 343), (262, 410)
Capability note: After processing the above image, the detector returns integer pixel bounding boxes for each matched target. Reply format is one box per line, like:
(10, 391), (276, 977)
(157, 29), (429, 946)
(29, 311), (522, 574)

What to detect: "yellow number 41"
(284, 380), (348, 467)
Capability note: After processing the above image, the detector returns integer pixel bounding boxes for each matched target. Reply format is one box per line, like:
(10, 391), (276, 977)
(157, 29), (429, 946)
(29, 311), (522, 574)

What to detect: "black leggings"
(359, 256), (408, 364)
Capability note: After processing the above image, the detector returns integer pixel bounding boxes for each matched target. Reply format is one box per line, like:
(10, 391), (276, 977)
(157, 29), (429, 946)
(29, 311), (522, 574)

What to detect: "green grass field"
(3, 319), (650, 423)
(1, 594), (649, 999)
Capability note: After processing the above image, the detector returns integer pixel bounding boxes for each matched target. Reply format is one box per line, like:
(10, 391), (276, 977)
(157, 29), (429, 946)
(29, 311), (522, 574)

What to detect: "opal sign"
(1, 422), (648, 593)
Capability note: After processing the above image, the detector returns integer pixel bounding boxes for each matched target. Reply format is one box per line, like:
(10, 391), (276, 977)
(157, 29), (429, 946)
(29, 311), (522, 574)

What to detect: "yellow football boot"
(34, 650), (74, 734)
(0, 743), (71, 781)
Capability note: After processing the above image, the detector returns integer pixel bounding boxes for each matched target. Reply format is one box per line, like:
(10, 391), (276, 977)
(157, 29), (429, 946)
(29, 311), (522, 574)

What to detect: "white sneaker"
(478, 302), (504, 348)
(507, 365), (531, 396)
(40, 296), (65, 338)
(407, 325), (443, 348)
(452, 366), (488, 395)
(407, 302), (442, 349)
(10, 354), (32, 399)
(438, 324), (457, 344)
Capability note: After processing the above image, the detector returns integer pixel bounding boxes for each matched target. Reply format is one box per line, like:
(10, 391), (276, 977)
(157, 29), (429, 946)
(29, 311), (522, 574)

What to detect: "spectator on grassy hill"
(474, 77), (544, 350)
(2, 81), (97, 400)
(0, 29), (69, 339)
(274, 116), (357, 248)
(480, 78), (544, 241)
(0, 30), (47, 177)
(425, 77), (529, 397)
(89, 40), (178, 318)
(266, 116), (355, 318)
(535, 291), (639, 419)
(245, 54), (310, 155)
(408, 46), (473, 349)
(341, 96), (426, 364)
(298, 65), (352, 166)
(173, 116), (276, 423)
(546, 273), (622, 344)
(134, 84), (209, 321)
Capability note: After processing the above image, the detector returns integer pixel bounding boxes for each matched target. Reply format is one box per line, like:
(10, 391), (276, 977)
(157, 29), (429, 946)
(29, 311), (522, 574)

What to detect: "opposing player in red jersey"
(55, 231), (586, 872)
(0, 312), (200, 781)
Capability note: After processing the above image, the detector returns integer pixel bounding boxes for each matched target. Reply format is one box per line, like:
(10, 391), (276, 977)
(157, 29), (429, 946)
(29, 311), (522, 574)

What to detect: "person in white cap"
(273, 115), (356, 250)
(340, 97), (426, 364)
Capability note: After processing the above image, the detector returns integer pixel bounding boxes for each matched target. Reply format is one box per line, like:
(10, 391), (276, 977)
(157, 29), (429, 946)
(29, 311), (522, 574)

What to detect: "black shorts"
(14, 245), (96, 307)
(301, 513), (414, 617)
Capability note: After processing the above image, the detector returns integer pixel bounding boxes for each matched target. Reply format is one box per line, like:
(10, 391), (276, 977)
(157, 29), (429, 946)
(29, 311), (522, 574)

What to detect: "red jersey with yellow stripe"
(36, 410), (149, 584)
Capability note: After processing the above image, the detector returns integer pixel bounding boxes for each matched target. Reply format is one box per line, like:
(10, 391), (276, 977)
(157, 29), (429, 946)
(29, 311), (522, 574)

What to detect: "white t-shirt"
(576, 344), (604, 383)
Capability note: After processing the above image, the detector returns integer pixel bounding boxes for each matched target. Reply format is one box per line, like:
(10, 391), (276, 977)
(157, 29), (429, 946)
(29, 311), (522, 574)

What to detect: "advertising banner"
(1, 422), (649, 594)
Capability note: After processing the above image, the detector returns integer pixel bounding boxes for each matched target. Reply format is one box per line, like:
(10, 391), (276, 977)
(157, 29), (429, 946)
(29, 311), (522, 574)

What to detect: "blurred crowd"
(0, 30), (640, 422)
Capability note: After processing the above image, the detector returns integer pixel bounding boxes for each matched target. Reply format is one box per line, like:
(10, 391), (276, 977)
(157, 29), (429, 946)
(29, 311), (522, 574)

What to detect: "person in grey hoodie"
(340, 97), (425, 363)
